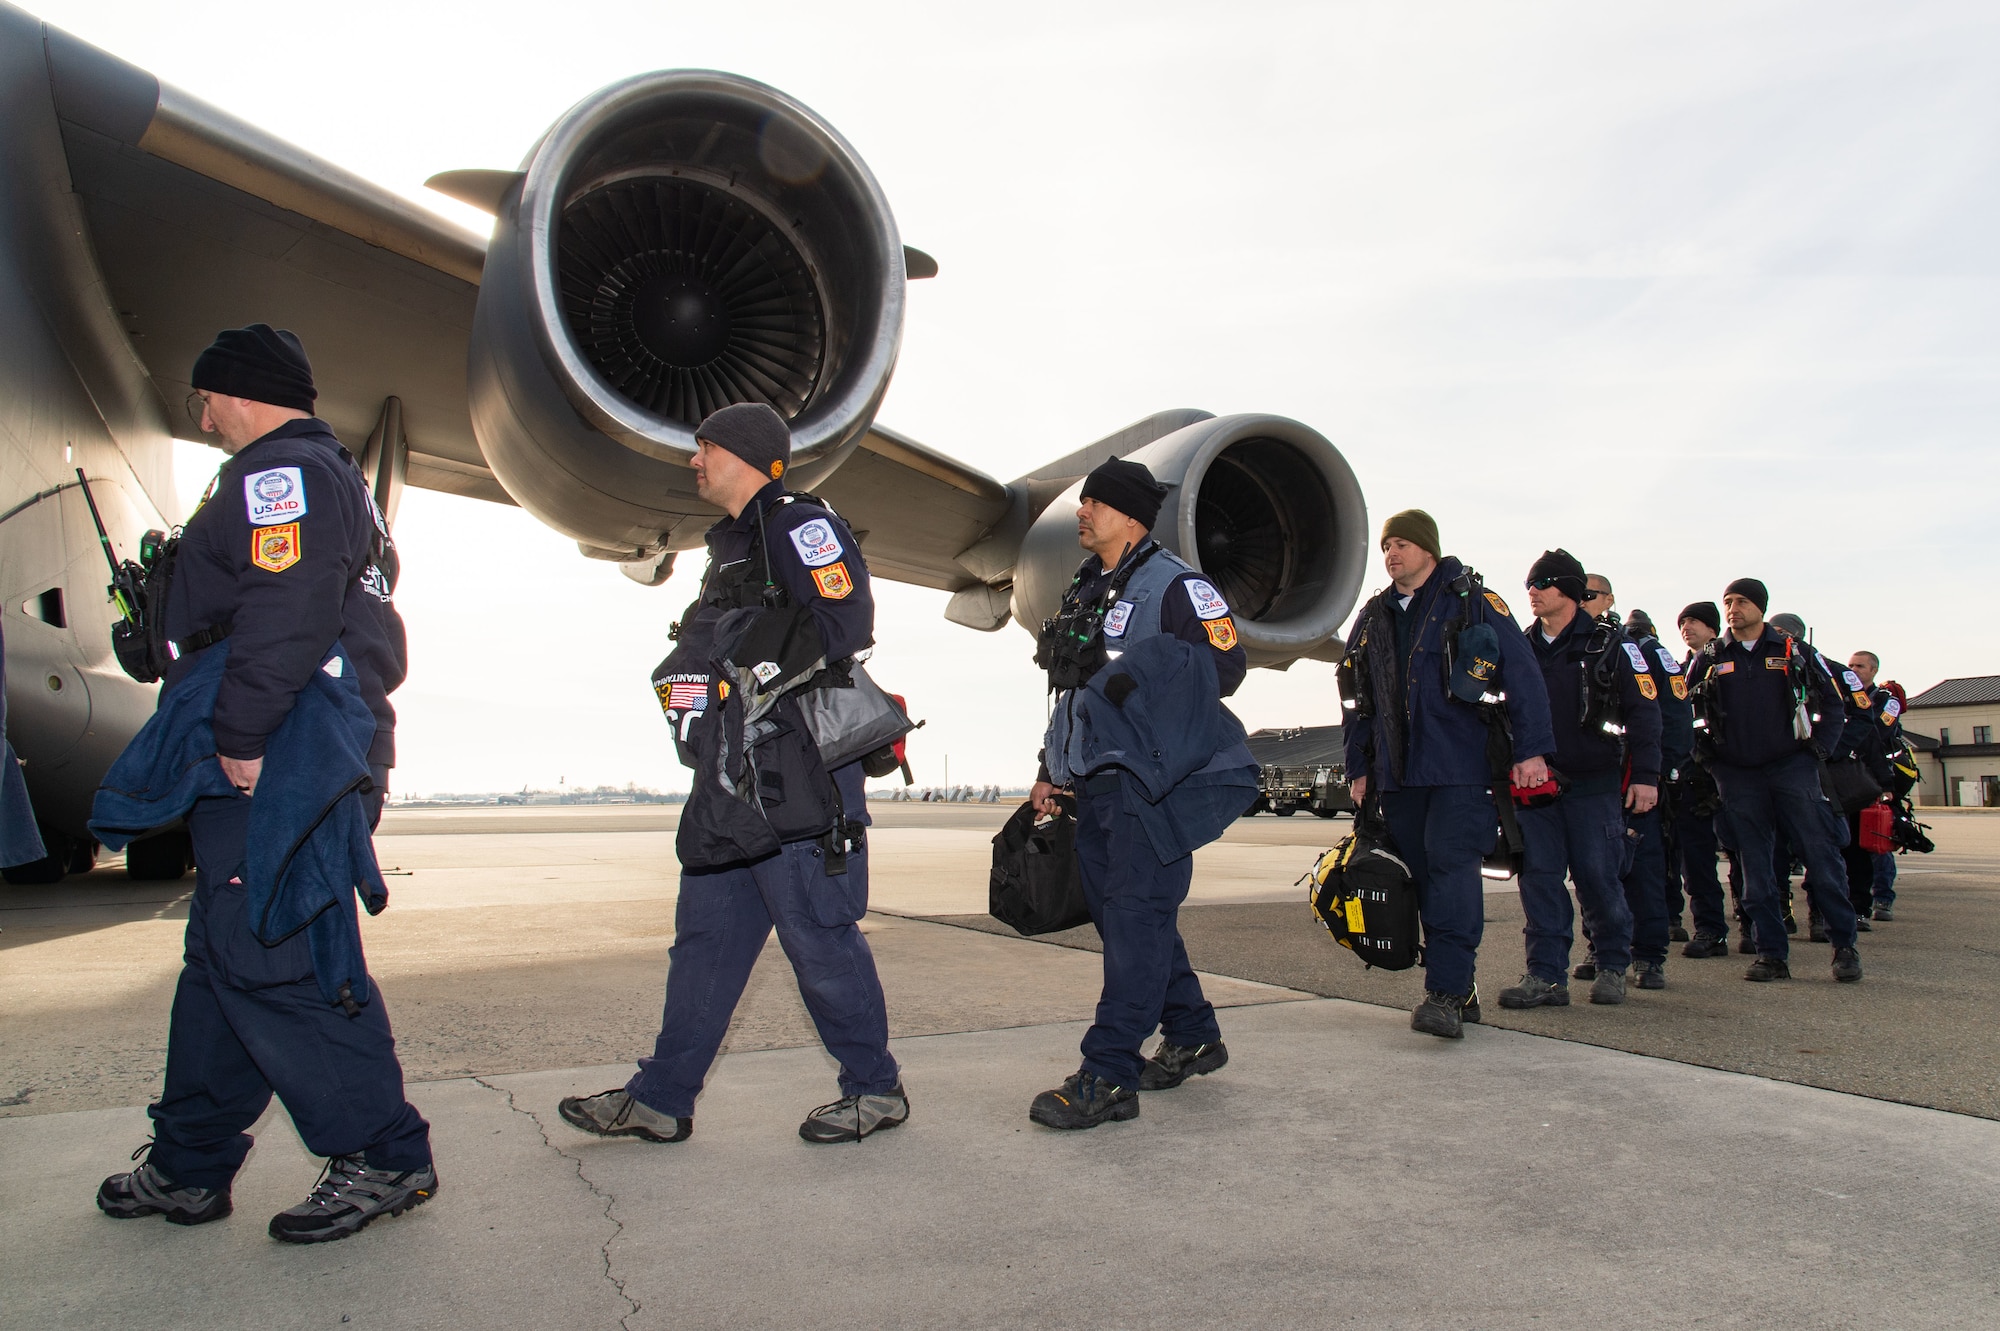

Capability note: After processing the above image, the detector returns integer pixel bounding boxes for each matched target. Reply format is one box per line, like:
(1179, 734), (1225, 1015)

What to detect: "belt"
(167, 622), (231, 660)
(1081, 771), (1124, 796)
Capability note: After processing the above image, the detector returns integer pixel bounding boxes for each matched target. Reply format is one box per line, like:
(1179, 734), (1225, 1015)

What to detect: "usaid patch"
(244, 467), (307, 524)
(1883, 697), (1903, 723)
(1655, 647), (1682, 675)
(1622, 642), (1650, 673)
(1842, 668), (1867, 692)
(1185, 578), (1229, 621)
(1104, 600), (1135, 638)
(788, 518), (844, 568)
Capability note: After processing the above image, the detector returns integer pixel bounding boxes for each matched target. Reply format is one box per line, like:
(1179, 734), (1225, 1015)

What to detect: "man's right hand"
(1348, 776), (1367, 803)
(1511, 756), (1550, 789)
(1031, 781), (1062, 817)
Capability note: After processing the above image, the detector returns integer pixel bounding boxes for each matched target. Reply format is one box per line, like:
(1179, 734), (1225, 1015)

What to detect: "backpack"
(1306, 803), (1422, 970)
(989, 797), (1090, 936)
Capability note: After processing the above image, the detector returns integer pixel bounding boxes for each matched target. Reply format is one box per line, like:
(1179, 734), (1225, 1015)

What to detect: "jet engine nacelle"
(1010, 414), (1369, 670)
(466, 71), (906, 558)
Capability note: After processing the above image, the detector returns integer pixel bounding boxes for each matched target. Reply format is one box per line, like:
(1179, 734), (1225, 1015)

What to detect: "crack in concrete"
(472, 1076), (640, 1331)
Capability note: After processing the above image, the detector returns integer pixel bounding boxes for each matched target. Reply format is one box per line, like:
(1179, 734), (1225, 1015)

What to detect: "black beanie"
(190, 324), (316, 412)
(1081, 456), (1172, 530)
(1527, 549), (1586, 604)
(1723, 578), (1769, 615)
(695, 402), (792, 482)
(1624, 608), (1656, 639)
(1677, 601), (1720, 634)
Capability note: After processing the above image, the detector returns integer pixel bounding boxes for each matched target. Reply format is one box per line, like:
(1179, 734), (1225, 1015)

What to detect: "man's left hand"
(1625, 782), (1657, 814)
(219, 754), (264, 796)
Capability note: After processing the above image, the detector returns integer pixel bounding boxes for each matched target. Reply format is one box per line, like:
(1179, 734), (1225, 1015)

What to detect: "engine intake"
(468, 71), (904, 556)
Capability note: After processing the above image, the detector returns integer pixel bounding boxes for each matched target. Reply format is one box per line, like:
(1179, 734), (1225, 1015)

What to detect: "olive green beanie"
(1379, 508), (1440, 559)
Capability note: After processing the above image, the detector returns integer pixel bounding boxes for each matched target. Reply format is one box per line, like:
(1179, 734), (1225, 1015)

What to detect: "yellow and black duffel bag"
(1306, 804), (1421, 970)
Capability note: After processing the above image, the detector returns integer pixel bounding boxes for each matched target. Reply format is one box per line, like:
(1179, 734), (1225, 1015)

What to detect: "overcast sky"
(39, 0), (2000, 794)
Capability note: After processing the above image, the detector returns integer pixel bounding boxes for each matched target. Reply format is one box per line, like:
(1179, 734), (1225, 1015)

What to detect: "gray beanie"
(695, 403), (791, 482)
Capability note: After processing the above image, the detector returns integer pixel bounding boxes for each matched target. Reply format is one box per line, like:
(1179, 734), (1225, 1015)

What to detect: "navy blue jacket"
(1526, 609), (1662, 797)
(165, 419), (406, 766)
(1344, 557), (1555, 791)
(1631, 630), (1692, 780)
(1062, 541), (1247, 697)
(90, 640), (389, 1010)
(1814, 649), (1891, 782)
(1687, 626), (1845, 769)
(701, 480), (874, 660)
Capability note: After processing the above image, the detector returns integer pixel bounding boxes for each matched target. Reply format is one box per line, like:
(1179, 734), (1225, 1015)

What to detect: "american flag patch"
(654, 674), (709, 716)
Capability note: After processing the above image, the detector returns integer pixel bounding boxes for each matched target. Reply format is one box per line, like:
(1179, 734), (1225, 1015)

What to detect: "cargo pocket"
(805, 842), (869, 927)
(1612, 820), (1640, 879)
(206, 878), (319, 989)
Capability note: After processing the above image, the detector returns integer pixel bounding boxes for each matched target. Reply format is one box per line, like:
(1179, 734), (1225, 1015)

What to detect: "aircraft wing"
(810, 426), (1016, 593)
(41, 26), (508, 504)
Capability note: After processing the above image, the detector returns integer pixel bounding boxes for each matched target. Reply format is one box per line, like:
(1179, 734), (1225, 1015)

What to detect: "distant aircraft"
(0, 2), (1369, 883)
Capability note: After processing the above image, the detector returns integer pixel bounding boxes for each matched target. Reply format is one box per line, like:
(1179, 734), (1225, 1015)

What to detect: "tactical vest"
(1099, 544), (1198, 650)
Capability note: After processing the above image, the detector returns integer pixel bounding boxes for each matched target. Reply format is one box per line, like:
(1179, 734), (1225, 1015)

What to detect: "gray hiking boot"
(1631, 960), (1667, 990)
(1589, 967), (1628, 1005)
(1498, 974), (1571, 1009)
(1140, 1040), (1229, 1090)
(267, 1156), (437, 1244)
(800, 1085), (909, 1143)
(1411, 991), (1467, 1039)
(558, 1089), (691, 1143)
(97, 1146), (231, 1226)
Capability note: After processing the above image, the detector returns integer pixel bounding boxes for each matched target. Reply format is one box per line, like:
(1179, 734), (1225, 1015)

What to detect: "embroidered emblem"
(812, 562), (854, 600)
(789, 518), (843, 567)
(1185, 578), (1229, 620)
(1204, 617), (1239, 651)
(770, 460), (785, 479)
(250, 523), (300, 572)
(1104, 600), (1135, 638)
(1765, 657), (1789, 670)
(1882, 698), (1902, 723)
(753, 661), (782, 685)
(1636, 673), (1658, 700)
(1656, 647), (1682, 675)
(1622, 642), (1650, 673)
(244, 467), (307, 524)
(1670, 676), (1688, 700)
(1716, 661), (1736, 675)
(1483, 590), (1511, 618)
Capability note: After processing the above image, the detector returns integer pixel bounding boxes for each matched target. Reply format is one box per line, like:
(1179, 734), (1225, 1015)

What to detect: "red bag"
(1858, 802), (1894, 855)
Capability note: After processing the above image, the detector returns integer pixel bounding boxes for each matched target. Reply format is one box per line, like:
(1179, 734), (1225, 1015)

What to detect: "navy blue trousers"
(1518, 791), (1632, 983)
(149, 789), (430, 1190)
(1619, 806), (1670, 965)
(1872, 853), (1897, 907)
(1378, 784), (1491, 1000)
(1670, 796), (1729, 939)
(1074, 778), (1220, 1087)
(1714, 752), (1857, 958)
(629, 835), (899, 1117)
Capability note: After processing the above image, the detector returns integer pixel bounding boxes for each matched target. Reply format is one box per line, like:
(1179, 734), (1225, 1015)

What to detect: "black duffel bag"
(989, 796), (1090, 936)
(1306, 800), (1422, 971)
(1823, 756), (1884, 814)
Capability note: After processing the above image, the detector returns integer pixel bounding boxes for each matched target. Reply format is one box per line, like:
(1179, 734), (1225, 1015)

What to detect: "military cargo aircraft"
(0, 2), (1369, 883)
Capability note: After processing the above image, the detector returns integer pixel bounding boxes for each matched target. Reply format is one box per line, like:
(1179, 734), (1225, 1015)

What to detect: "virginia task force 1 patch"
(251, 523), (300, 572)
(1670, 676), (1688, 700)
(244, 467), (307, 524)
(1205, 617), (1238, 651)
(1636, 673), (1658, 700)
(812, 562), (854, 599)
(1484, 590), (1511, 618)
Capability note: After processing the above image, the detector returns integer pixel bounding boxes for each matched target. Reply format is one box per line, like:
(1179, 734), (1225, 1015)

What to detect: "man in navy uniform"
(1672, 603), (1734, 958)
(96, 326), (432, 1243)
(1025, 457), (1253, 1129)
(1686, 579), (1862, 983)
(1343, 511), (1555, 1039)
(560, 403), (907, 1146)
(1498, 552), (1660, 1010)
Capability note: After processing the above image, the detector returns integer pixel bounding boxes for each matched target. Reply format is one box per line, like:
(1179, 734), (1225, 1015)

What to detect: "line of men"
(1343, 511), (1913, 1040)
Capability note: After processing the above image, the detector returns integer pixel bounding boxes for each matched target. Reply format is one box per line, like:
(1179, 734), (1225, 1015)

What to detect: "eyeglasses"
(185, 391), (210, 430)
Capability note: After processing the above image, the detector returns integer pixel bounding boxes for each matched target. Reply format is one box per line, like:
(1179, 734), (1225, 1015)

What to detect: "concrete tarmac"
(4, 803), (1998, 1328)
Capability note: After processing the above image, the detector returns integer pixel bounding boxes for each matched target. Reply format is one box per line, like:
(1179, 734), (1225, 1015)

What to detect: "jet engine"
(463, 71), (907, 558)
(1009, 414), (1369, 670)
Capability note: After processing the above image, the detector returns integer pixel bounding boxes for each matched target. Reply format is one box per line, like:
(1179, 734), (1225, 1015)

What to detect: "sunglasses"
(1581, 591), (1609, 602)
(1525, 577), (1563, 591)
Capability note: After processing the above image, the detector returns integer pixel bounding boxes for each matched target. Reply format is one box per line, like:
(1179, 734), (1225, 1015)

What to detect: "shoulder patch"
(1483, 590), (1511, 618)
(1204, 617), (1239, 651)
(1655, 646), (1681, 675)
(1851, 691), (1871, 710)
(1184, 578), (1230, 620)
(244, 466), (307, 524)
(811, 561), (854, 600)
(1104, 600), (1135, 639)
(1670, 676), (1688, 700)
(1622, 642), (1649, 673)
(1842, 668), (1866, 692)
(788, 517), (845, 568)
(1636, 673), (1658, 700)
(251, 523), (301, 572)
(1882, 697), (1902, 723)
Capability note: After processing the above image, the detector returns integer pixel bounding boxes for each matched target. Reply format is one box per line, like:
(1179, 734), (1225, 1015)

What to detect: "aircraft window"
(47, 675), (64, 692)
(29, 588), (66, 628)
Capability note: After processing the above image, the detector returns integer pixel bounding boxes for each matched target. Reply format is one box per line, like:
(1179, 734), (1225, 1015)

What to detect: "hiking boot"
(1832, 947), (1863, 983)
(1632, 960), (1667, 990)
(1589, 968), (1628, 1005)
(1498, 974), (1570, 1009)
(1872, 905), (1894, 922)
(1029, 1070), (1138, 1130)
(267, 1157), (437, 1244)
(1682, 934), (1729, 959)
(97, 1146), (230, 1226)
(1854, 916), (1872, 932)
(1668, 923), (1690, 943)
(1784, 907), (1798, 936)
(557, 1089), (691, 1143)
(1462, 984), (1482, 1025)
(1571, 959), (1598, 981)
(1737, 933), (1758, 955)
(1139, 1040), (1229, 1090)
(1410, 991), (1466, 1039)
(799, 1086), (910, 1143)
(1807, 916), (1825, 943)
(1745, 956), (1791, 982)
